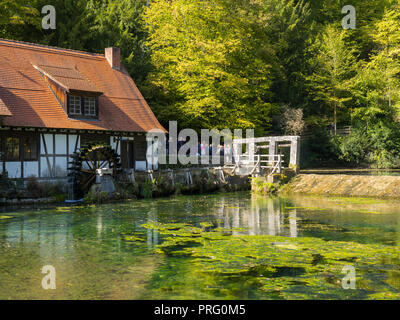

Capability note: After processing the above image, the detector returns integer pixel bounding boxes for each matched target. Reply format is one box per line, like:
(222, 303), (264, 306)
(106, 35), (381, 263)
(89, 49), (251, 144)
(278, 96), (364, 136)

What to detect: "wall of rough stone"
(281, 174), (400, 198)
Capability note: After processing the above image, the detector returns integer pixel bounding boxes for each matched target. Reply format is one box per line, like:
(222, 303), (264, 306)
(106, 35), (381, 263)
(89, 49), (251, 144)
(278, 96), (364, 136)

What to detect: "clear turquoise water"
(0, 192), (400, 299)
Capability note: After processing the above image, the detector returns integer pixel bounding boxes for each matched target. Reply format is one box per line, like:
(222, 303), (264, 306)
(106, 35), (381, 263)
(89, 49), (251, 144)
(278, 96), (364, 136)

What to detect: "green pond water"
(1, 191), (400, 300)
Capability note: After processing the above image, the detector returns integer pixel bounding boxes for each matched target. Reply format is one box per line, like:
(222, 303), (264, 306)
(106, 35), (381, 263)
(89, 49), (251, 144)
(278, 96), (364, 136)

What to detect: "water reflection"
(4, 193), (400, 255)
(0, 195), (301, 256)
(213, 195), (298, 237)
(1, 193), (400, 299)
(147, 209), (158, 249)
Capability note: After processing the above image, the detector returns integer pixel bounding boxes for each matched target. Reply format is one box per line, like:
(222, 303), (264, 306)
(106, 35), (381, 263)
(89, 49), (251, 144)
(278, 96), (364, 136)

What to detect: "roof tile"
(0, 38), (166, 133)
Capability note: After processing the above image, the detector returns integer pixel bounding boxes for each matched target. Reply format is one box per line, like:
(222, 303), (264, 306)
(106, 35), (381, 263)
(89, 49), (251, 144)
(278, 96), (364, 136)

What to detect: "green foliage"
(1, 0), (150, 84)
(84, 189), (110, 204)
(251, 177), (278, 195)
(143, 221), (400, 299)
(332, 122), (400, 168)
(0, 0), (40, 39)
(306, 25), (357, 132)
(300, 127), (342, 168)
(153, 175), (176, 197)
(85, 0), (151, 82)
(0, 173), (16, 198)
(2, 0), (400, 168)
(352, 5), (400, 125)
(336, 129), (372, 165)
(24, 176), (64, 198)
(141, 179), (155, 199)
(144, 0), (309, 134)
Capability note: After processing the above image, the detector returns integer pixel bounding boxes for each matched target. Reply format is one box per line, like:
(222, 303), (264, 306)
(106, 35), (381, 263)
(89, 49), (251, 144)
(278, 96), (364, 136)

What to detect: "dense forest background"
(1, 0), (400, 168)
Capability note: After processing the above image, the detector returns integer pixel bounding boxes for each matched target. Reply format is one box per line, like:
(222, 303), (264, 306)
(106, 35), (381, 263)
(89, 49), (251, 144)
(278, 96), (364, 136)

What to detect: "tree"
(278, 105), (306, 136)
(306, 25), (357, 135)
(144, 0), (309, 134)
(352, 3), (400, 125)
(85, 0), (151, 83)
(0, 0), (40, 39)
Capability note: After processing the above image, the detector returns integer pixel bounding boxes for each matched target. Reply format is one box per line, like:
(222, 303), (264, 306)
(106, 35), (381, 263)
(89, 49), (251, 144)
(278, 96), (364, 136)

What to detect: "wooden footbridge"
(91, 135), (300, 192)
(227, 135), (300, 176)
(223, 154), (284, 176)
(150, 135), (300, 185)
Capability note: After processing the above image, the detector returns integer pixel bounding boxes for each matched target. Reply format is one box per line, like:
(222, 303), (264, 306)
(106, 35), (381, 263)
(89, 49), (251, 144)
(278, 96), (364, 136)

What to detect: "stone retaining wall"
(281, 174), (400, 198)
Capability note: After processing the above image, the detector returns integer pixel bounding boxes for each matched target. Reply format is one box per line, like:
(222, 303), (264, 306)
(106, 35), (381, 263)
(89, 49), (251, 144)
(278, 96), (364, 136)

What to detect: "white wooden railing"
(230, 154), (284, 175)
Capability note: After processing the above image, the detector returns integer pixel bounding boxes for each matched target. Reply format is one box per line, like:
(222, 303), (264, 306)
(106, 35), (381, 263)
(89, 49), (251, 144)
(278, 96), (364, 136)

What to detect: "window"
(69, 95), (81, 115)
(84, 97), (96, 116)
(23, 136), (38, 161)
(5, 137), (19, 161)
(2, 135), (39, 162)
(68, 95), (98, 118)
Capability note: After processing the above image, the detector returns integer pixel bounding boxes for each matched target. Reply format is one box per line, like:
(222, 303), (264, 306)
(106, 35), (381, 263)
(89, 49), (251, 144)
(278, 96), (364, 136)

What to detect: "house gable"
(0, 38), (166, 134)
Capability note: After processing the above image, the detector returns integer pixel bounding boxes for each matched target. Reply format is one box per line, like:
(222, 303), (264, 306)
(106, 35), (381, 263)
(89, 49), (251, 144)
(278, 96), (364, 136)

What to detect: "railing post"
(269, 139), (276, 167)
(277, 155), (281, 173)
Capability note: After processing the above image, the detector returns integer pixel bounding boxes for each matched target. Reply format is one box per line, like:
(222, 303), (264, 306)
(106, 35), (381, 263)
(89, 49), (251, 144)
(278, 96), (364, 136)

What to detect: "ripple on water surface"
(1, 192), (400, 299)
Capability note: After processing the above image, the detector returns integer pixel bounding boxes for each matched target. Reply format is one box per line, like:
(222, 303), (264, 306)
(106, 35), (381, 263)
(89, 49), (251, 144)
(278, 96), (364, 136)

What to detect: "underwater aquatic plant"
(143, 222), (400, 299)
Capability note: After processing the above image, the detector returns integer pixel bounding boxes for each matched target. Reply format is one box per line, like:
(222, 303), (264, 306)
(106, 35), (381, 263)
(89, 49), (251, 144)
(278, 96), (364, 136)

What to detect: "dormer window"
(84, 97), (96, 116)
(33, 65), (102, 120)
(69, 96), (82, 115)
(67, 94), (98, 119)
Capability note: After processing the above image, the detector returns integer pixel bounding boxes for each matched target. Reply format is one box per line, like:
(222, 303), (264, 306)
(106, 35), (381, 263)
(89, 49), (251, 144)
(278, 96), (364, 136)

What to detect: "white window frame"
(84, 97), (96, 116)
(69, 96), (82, 115)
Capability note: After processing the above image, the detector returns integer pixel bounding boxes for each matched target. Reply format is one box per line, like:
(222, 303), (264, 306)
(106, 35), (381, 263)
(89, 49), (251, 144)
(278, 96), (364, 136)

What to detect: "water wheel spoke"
(99, 160), (110, 169)
(87, 153), (96, 166)
(81, 169), (95, 174)
(81, 174), (96, 191)
(68, 143), (121, 199)
(85, 160), (94, 171)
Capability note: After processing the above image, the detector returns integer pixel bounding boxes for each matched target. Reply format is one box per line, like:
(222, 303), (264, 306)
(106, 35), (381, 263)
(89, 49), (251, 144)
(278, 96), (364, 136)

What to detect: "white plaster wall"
(69, 135), (79, 154)
(110, 136), (121, 155)
(40, 157), (52, 177)
(5, 162), (21, 178)
(55, 156), (67, 177)
(23, 161), (39, 178)
(135, 161), (147, 171)
(41, 134), (53, 154)
(55, 134), (67, 155)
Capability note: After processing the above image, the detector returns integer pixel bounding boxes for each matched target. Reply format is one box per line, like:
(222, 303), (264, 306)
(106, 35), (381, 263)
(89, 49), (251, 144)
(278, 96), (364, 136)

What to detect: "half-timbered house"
(0, 39), (165, 180)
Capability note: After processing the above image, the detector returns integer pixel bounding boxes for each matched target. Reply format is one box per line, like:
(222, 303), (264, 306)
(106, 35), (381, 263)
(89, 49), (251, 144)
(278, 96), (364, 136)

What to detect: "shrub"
(251, 177), (278, 195)
(141, 179), (155, 198)
(84, 189), (110, 203)
(116, 181), (139, 199)
(26, 176), (43, 198)
(300, 126), (342, 168)
(153, 175), (175, 197)
(0, 172), (16, 198)
(334, 122), (400, 168)
(278, 105), (306, 136)
(336, 129), (372, 166)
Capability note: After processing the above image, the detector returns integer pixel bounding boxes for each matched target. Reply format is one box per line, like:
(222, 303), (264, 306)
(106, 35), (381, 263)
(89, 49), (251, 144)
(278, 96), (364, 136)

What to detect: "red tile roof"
(34, 64), (101, 93)
(0, 38), (166, 133)
(0, 98), (12, 116)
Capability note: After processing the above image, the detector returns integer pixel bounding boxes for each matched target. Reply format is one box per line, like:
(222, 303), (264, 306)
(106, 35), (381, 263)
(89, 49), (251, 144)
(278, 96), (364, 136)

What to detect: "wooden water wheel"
(68, 143), (122, 199)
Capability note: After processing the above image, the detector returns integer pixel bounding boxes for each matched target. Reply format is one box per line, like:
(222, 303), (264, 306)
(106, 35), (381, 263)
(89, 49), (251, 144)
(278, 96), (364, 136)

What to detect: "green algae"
(122, 235), (145, 242)
(143, 222), (400, 299)
(1, 191), (400, 299)
(285, 206), (328, 211)
(326, 196), (386, 205)
(284, 207), (328, 211)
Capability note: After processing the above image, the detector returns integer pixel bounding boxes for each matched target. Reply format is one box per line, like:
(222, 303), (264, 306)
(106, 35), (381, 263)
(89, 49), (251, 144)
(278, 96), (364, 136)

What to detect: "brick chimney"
(105, 47), (121, 70)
